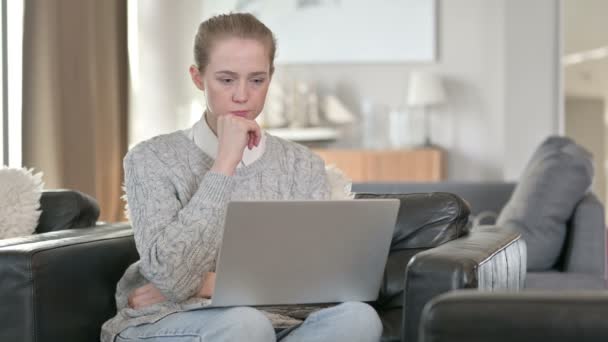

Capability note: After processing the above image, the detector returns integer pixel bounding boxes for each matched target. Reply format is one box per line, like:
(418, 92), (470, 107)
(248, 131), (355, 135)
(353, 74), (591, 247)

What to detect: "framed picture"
(201, 0), (437, 64)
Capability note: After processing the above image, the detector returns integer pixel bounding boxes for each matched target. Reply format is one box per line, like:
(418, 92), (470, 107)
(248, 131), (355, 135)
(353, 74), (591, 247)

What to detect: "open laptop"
(208, 199), (400, 307)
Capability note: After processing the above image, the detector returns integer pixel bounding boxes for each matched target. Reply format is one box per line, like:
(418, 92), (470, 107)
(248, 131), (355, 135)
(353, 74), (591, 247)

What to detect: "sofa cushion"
(525, 272), (606, 290)
(36, 190), (100, 233)
(497, 136), (593, 271)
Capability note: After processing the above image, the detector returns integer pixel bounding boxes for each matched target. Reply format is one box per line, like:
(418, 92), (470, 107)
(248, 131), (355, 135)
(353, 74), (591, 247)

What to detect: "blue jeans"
(115, 302), (382, 342)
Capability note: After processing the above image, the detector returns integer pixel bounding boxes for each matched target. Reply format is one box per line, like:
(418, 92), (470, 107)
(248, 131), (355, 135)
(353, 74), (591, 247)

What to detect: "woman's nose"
(232, 81), (248, 103)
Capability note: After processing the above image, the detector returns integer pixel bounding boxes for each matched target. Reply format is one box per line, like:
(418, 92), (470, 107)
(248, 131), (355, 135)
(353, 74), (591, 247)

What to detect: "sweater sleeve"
(309, 153), (331, 200)
(123, 144), (234, 303)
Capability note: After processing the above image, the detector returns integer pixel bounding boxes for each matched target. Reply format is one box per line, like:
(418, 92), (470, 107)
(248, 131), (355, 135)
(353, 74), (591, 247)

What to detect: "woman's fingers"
(131, 292), (165, 309)
(247, 120), (262, 147)
(128, 283), (167, 309)
(240, 118), (261, 150)
(133, 292), (165, 309)
(135, 283), (155, 295)
(201, 272), (216, 298)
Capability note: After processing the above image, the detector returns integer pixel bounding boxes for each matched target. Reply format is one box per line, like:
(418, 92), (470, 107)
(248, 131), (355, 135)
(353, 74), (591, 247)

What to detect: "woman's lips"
(230, 110), (249, 117)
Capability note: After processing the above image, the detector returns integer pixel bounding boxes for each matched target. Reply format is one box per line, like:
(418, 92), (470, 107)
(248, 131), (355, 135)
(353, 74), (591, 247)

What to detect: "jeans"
(115, 302), (382, 342)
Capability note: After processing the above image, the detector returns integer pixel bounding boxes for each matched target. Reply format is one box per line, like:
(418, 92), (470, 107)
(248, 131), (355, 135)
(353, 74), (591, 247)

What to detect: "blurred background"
(0, 0), (606, 221)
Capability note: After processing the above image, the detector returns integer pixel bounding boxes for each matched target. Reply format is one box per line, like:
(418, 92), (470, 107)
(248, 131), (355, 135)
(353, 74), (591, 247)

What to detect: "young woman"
(101, 13), (382, 342)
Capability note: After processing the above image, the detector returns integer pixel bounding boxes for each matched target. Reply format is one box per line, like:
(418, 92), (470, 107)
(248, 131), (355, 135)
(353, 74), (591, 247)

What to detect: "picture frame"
(201, 0), (437, 64)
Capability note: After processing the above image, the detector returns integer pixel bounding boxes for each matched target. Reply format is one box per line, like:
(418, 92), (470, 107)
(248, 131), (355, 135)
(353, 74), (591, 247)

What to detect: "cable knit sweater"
(100, 130), (332, 342)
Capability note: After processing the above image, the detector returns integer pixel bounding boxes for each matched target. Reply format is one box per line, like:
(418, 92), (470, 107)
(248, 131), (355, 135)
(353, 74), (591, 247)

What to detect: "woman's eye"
(219, 78), (233, 84)
(251, 78), (265, 85)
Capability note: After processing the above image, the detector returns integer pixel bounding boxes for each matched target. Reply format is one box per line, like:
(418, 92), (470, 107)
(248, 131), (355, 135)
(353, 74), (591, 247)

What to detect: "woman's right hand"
(128, 283), (167, 309)
(198, 272), (216, 299)
(128, 272), (216, 309)
(211, 114), (261, 176)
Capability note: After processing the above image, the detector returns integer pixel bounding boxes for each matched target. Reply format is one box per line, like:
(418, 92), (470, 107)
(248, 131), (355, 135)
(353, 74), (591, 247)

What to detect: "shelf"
(266, 127), (339, 142)
(313, 148), (445, 182)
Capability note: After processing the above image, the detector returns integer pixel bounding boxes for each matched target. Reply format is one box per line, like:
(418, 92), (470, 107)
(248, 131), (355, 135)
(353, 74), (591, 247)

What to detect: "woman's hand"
(198, 272), (216, 299)
(128, 272), (216, 309)
(127, 283), (167, 309)
(211, 114), (261, 176)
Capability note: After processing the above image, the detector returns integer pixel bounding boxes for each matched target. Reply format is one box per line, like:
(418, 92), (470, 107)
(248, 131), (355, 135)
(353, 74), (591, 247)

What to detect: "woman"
(101, 13), (382, 342)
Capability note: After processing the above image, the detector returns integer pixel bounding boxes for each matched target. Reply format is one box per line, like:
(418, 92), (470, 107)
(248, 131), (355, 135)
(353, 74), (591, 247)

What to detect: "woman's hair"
(194, 13), (277, 74)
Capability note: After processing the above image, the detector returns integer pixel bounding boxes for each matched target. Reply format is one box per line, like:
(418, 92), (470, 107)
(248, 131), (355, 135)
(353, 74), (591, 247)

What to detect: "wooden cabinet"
(313, 148), (445, 182)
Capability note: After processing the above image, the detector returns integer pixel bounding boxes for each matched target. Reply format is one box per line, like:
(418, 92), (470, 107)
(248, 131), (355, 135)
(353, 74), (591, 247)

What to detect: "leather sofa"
(419, 290), (608, 342)
(0, 190), (524, 342)
(354, 182), (607, 290)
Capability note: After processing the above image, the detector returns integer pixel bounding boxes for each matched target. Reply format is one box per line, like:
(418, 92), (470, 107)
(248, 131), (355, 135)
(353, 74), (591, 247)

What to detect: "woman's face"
(190, 37), (272, 128)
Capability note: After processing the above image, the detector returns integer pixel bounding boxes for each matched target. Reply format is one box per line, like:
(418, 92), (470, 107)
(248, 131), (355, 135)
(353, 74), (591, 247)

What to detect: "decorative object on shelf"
(322, 95), (355, 125)
(407, 71), (446, 146)
(261, 80), (288, 128)
(266, 126), (339, 142)
(261, 79), (320, 129)
(360, 99), (391, 149)
(389, 109), (418, 148)
(285, 80), (309, 128)
(304, 83), (321, 127)
(259, 79), (356, 143)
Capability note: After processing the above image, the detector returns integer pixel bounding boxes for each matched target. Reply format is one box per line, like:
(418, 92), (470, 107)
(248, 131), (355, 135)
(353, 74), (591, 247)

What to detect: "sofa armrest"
(562, 192), (606, 276)
(402, 227), (525, 342)
(0, 222), (130, 249)
(420, 290), (608, 342)
(0, 224), (138, 342)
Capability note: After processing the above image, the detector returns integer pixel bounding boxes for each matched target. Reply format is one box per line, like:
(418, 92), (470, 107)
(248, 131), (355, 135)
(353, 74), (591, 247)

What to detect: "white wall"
(128, 0), (204, 148)
(565, 96), (605, 202)
(129, 0), (561, 181)
(502, 0), (562, 179)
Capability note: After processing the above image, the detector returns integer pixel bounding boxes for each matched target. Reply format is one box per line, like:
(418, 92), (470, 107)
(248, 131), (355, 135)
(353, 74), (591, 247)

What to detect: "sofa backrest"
(558, 192), (606, 274)
(353, 182), (516, 217)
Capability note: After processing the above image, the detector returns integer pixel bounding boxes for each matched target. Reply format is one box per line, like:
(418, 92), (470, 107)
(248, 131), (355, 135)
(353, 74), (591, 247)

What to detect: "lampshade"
(407, 71), (446, 107)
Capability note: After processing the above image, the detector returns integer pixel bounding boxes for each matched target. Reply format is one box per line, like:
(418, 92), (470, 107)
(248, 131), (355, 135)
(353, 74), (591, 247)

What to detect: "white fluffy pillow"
(0, 167), (44, 239)
(326, 164), (354, 200)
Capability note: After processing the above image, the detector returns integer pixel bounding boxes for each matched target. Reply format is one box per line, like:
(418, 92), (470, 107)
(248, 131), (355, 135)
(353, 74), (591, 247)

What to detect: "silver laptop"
(208, 199), (400, 307)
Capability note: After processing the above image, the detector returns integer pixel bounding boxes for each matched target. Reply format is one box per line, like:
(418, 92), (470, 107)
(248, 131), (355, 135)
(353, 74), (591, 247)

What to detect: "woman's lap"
(279, 302), (382, 342)
(115, 302), (382, 342)
(116, 306), (274, 341)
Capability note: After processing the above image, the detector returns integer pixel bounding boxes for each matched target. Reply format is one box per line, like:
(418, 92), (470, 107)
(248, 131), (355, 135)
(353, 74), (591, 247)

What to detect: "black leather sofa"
(354, 182), (606, 290)
(419, 290), (608, 342)
(0, 190), (524, 342)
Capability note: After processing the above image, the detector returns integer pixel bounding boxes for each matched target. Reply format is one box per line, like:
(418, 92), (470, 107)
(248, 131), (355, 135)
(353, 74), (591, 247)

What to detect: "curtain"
(22, 0), (128, 222)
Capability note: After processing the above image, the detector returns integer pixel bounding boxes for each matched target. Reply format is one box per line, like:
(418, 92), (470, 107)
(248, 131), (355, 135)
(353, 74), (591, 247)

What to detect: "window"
(1, 0), (23, 167)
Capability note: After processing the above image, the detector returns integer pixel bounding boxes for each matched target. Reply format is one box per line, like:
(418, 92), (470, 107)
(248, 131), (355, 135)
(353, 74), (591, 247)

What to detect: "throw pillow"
(326, 164), (354, 199)
(0, 167), (44, 239)
(497, 136), (593, 271)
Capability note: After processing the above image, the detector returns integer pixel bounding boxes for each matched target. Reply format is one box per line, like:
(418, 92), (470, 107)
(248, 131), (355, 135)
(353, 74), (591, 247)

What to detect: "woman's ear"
(189, 65), (205, 91)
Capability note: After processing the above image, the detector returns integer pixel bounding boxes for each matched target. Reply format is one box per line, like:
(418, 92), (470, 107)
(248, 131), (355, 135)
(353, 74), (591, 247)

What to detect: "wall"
(502, 0), (561, 180)
(275, 0), (507, 180)
(129, 0), (561, 181)
(565, 96), (606, 202)
(128, 0), (203, 148)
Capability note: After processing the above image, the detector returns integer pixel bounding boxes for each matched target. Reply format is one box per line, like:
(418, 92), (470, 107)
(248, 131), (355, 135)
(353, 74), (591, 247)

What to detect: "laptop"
(208, 199), (400, 307)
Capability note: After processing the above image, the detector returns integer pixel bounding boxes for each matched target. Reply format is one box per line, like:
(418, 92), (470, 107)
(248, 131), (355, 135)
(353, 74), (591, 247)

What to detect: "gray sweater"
(100, 130), (330, 342)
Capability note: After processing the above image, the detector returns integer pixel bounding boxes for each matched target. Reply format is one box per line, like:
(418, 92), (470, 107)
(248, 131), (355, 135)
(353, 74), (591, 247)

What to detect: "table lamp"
(407, 71), (446, 146)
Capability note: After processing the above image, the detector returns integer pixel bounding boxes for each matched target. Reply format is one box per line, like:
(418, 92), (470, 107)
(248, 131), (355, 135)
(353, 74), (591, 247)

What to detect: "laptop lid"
(210, 199), (399, 307)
